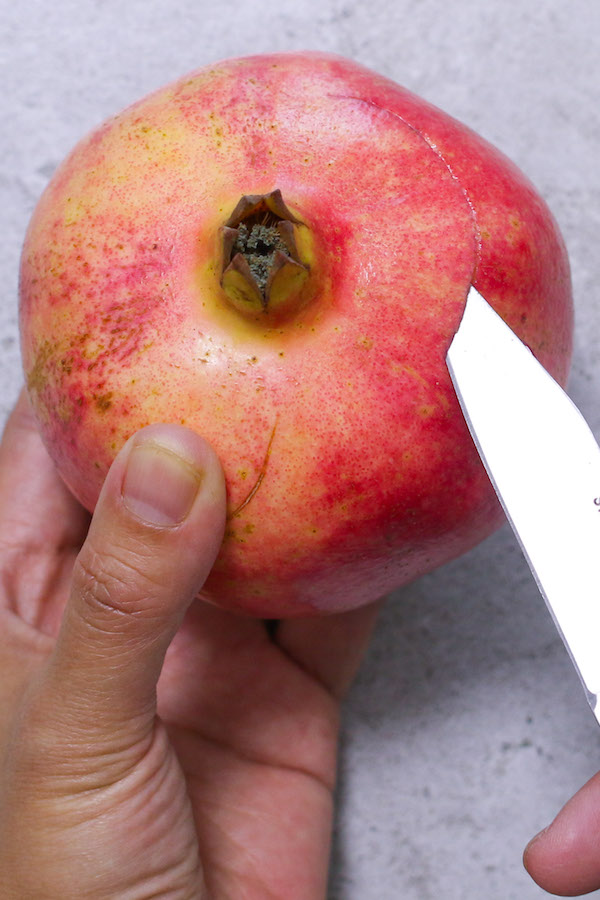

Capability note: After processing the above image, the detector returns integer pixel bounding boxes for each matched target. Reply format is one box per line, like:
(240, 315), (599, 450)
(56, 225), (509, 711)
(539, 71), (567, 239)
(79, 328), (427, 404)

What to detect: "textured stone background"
(2, 1), (600, 897)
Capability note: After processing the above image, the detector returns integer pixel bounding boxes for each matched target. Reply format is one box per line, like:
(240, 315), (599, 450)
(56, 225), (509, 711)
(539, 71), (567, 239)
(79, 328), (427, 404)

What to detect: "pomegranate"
(19, 52), (572, 616)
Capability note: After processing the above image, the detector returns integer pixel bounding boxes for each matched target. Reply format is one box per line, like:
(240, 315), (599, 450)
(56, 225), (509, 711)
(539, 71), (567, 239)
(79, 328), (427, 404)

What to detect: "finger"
(40, 424), (226, 746)
(0, 387), (89, 553)
(524, 770), (600, 895)
(276, 600), (382, 699)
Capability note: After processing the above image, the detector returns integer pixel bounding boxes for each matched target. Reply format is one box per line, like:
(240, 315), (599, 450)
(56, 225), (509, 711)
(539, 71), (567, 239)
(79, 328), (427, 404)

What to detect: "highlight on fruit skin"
(18, 52), (573, 617)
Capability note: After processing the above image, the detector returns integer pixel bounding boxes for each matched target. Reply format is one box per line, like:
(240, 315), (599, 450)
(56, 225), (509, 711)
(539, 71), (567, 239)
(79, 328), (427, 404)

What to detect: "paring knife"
(447, 285), (600, 724)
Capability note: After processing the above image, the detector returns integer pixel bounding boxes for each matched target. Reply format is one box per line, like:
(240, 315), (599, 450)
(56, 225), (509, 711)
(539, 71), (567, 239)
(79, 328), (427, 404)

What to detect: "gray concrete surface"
(2, 1), (600, 897)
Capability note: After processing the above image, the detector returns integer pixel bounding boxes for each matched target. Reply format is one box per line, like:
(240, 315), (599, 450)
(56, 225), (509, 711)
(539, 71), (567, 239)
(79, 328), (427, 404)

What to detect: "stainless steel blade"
(447, 285), (600, 723)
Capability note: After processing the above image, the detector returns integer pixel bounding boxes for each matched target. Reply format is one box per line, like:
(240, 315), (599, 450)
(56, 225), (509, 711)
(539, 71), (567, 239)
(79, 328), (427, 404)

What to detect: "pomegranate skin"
(19, 52), (572, 617)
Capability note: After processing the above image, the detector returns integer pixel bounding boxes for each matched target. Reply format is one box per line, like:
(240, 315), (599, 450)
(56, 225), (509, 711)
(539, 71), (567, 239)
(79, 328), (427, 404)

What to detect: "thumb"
(42, 424), (226, 743)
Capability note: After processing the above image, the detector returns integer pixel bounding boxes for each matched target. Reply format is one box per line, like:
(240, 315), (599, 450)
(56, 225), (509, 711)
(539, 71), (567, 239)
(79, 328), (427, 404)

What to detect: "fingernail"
(122, 438), (203, 526)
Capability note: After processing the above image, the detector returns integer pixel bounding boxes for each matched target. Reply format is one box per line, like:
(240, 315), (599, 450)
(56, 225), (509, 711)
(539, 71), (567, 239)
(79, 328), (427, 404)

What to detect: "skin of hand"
(0, 388), (380, 900)
(524, 774), (600, 896)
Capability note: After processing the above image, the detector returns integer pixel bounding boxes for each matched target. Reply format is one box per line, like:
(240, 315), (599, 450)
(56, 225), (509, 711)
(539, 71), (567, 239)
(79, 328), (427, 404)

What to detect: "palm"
(161, 609), (342, 896)
(0, 391), (379, 898)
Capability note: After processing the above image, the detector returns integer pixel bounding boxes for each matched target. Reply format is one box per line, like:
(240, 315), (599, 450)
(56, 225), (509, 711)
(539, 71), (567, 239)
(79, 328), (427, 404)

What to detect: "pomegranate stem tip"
(220, 189), (310, 319)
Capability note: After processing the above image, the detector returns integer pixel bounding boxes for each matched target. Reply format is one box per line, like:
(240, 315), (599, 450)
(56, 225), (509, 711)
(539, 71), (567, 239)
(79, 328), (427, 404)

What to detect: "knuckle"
(72, 541), (166, 630)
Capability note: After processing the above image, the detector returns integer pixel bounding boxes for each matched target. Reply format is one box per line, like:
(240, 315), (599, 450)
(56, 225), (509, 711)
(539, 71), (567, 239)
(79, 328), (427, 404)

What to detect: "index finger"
(0, 388), (89, 557)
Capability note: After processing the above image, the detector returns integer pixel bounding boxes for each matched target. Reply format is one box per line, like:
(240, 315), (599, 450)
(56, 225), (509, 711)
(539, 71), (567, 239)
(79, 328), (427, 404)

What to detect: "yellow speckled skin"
(19, 53), (572, 616)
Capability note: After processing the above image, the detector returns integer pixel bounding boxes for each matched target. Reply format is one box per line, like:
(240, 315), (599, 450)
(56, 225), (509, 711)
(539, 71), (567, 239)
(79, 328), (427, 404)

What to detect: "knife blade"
(447, 285), (600, 723)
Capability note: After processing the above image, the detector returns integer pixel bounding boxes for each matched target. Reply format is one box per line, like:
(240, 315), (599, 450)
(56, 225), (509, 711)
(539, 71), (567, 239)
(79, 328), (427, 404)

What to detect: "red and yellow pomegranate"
(19, 52), (572, 616)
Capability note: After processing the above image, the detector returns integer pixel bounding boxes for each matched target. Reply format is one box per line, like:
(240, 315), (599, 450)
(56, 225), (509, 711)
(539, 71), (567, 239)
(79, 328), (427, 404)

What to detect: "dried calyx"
(220, 189), (310, 319)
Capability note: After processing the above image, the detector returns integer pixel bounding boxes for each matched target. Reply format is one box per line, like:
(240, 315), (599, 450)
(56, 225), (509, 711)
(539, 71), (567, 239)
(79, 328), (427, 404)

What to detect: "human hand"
(0, 389), (380, 899)
(524, 771), (600, 896)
